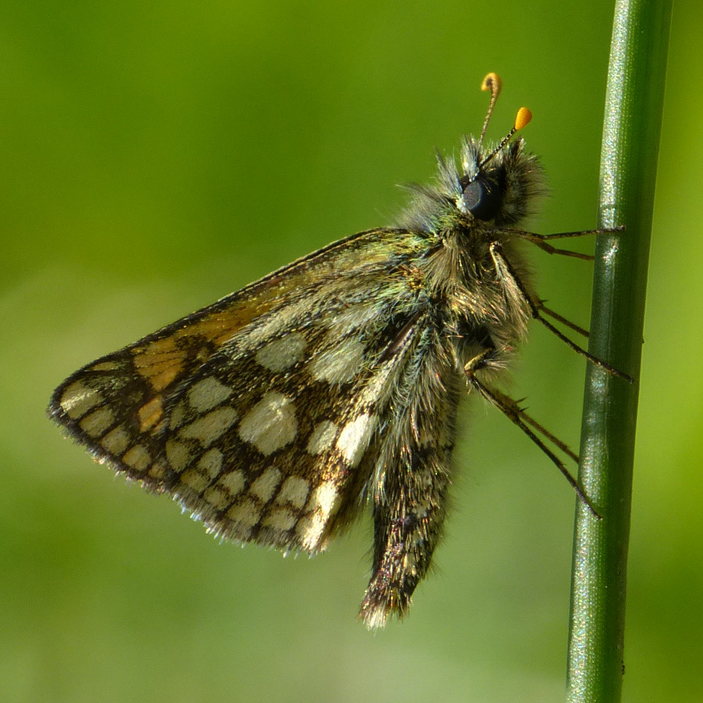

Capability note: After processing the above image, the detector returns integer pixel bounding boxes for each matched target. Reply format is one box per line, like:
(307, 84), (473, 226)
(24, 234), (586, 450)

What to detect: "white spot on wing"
(276, 476), (310, 508)
(255, 333), (306, 372)
(187, 377), (233, 413)
(204, 469), (246, 509)
(218, 470), (246, 496)
(169, 400), (187, 429)
(323, 303), (379, 335)
(197, 448), (223, 479)
(166, 439), (191, 472)
(308, 338), (365, 384)
(226, 498), (260, 527)
(179, 406), (238, 447)
(122, 444), (151, 471)
(306, 420), (338, 455)
(295, 481), (341, 550)
(336, 414), (376, 466)
(307, 482), (339, 516)
(238, 392), (297, 455)
(59, 382), (103, 419)
(181, 467), (210, 492)
(148, 462), (167, 480)
(250, 467), (282, 503)
(296, 514), (327, 550)
(262, 507), (296, 531)
(100, 426), (130, 454)
(79, 407), (115, 438)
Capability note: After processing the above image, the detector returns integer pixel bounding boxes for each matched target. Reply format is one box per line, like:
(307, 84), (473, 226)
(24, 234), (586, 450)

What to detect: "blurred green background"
(2, 1), (701, 701)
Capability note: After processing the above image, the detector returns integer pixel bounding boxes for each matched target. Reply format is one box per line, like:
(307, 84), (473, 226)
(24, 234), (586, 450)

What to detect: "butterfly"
(49, 73), (626, 629)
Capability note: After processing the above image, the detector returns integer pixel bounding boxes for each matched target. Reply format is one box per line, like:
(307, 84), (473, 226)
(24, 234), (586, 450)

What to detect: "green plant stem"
(565, 1), (673, 701)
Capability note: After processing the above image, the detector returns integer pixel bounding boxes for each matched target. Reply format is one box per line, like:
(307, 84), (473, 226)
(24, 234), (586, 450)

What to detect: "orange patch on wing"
(131, 338), (183, 391)
(138, 396), (164, 432)
(129, 283), (294, 392)
(185, 294), (283, 345)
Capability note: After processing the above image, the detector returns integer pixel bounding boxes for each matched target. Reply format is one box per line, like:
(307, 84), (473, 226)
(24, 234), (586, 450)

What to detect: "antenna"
(479, 72), (502, 145)
(477, 72), (532, 170)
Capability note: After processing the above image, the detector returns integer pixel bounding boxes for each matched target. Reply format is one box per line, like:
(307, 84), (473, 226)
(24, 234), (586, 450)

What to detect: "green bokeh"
(1, 2), (701, 702)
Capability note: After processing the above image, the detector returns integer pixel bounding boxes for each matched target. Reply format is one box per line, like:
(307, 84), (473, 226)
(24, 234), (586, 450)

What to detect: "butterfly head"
(399, 73), (544, 233)
(454, 130), (542, 227)
(454, 74), (540, 226)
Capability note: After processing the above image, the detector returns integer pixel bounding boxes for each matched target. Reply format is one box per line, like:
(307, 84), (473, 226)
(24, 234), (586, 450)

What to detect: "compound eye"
(461, 175), (501, 220)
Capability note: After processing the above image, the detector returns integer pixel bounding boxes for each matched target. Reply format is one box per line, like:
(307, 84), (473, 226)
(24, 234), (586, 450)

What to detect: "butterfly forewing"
(49, 226), (442, 556)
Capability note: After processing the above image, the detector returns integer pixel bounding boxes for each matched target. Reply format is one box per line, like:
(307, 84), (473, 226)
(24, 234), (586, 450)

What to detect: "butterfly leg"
(463, 348), (600, 517)
(513, 225), (626, 260)
(489, 242), (632, 382)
